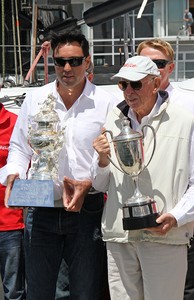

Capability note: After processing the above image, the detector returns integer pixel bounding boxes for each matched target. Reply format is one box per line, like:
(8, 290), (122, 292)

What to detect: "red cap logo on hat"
(113, 56), (160, 81)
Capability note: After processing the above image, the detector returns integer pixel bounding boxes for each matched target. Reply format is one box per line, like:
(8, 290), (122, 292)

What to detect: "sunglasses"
(53, 57), (85, 67)
(118, 77), (154, 92)
(152, 59), (170, 69)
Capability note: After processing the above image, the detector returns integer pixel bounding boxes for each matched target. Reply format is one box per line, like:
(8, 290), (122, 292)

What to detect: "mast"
(30, 0), (38, 83)
(1, 0), (5, 81)
(15, 0), (23, 84)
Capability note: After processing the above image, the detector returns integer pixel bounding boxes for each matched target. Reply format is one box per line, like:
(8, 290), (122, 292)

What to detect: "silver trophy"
(28, 94), (64, 181)
(8, 94), (65, 207)
(105, 117), (159, 230)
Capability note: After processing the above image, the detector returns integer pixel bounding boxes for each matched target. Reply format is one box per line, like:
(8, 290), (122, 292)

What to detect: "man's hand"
(63, 176), (92, 212)
(93, 128), (110, 168)
(146, 213), (177, 235)
(4, 173), (19, 208)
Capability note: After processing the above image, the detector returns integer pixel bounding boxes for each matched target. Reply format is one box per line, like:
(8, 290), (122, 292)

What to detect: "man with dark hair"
(0, 29), (119, 300)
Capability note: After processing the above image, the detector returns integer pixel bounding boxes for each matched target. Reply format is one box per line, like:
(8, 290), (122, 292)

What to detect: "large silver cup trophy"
(8, 94), (65, 207)
(105, 117), (159, 230)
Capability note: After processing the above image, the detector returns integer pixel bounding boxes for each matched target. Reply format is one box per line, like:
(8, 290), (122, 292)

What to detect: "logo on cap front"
(124, 63), (137, 68)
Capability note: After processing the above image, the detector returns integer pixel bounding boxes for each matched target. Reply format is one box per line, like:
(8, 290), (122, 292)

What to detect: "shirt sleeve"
(91, 151), (110, 193)
(0, 94), (33, 185)
(170, 122), (194, 227)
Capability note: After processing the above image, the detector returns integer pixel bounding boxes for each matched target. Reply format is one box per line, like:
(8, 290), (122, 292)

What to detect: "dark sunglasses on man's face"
(152, 59), (170, 69)
(118, 77), (154, 91)
(118, 80), (143, 91)
(53, 56), (85, 67)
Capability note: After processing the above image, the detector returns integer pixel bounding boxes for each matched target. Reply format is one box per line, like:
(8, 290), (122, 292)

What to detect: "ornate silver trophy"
(105, 117), (159, 230)
(28, 94), (64, 181)
(8, 94), (65, 207)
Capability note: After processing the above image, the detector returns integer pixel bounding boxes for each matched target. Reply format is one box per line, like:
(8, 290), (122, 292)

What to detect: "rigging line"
(11, 0), (18, 84)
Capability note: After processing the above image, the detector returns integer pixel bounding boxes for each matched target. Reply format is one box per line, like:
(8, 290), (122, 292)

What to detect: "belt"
(88, 187), (102, 195)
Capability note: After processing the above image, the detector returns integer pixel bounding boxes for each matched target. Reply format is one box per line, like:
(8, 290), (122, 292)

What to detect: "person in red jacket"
(0, 103), (25, 300)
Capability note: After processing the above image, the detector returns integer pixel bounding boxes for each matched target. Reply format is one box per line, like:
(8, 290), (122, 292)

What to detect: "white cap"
(113, 56), (160, 81)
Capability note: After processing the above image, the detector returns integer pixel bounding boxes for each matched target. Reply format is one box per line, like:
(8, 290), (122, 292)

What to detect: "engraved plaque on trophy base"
(122, 199), (160, 230)
(8, 179), (54, 207)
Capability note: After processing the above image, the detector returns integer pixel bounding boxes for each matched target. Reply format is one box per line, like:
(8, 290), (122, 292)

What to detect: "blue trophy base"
(8, 179), (54, 207)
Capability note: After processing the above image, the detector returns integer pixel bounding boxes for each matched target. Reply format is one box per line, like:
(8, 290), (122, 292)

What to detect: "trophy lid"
(34, 94), (59, 123)
(113, 117), (142, 142)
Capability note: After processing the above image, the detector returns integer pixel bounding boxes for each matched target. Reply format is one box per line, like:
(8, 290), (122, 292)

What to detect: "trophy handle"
(142, 125), (156, 169)
(102, 130), (127, 174)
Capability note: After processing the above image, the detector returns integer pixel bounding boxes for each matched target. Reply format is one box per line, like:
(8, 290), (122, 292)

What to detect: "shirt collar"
(81, 78), (95, 100)
(54, 78), (95, 106)
(165, 83), (174, 97)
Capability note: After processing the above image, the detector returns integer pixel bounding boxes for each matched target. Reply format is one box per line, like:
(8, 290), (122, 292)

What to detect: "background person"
(86, 61), (94, 82)
(0, 102), (25, 300)
(136, 38), (194, 300)
(91, 55), (194, 300)
(0, 29), (119, 300)
(136, 38), (194, 112)
(183, 8), (193, 36)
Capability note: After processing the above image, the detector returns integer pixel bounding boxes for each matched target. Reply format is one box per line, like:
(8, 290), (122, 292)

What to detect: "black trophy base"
(8, 179), (54, 207)
(123, 213), (160, 230)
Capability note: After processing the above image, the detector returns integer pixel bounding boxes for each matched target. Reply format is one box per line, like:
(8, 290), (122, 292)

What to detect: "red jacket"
(0, 103), (24, 231)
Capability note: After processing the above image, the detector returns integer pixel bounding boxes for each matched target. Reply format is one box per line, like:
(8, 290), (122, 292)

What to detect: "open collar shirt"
(0, 80), (119, 201)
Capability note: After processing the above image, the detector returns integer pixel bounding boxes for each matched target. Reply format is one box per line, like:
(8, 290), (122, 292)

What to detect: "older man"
(91, 55), (194, 300)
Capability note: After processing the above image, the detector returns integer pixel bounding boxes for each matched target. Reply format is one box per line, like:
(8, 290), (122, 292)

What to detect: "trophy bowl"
(105, 117), (159, 230)
(30, 129), (57, 152)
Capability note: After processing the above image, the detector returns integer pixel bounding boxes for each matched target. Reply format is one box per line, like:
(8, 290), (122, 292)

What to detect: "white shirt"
(0, 79), (119, 201)
(167, 83), (194, 113)
(165, 84), (194, 228)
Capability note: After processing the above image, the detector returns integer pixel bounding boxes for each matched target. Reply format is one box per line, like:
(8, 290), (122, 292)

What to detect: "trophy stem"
(132, 175), (143, 199)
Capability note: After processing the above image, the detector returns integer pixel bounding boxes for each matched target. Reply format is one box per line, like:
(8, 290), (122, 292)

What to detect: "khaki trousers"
(107, 241), (187, 300)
